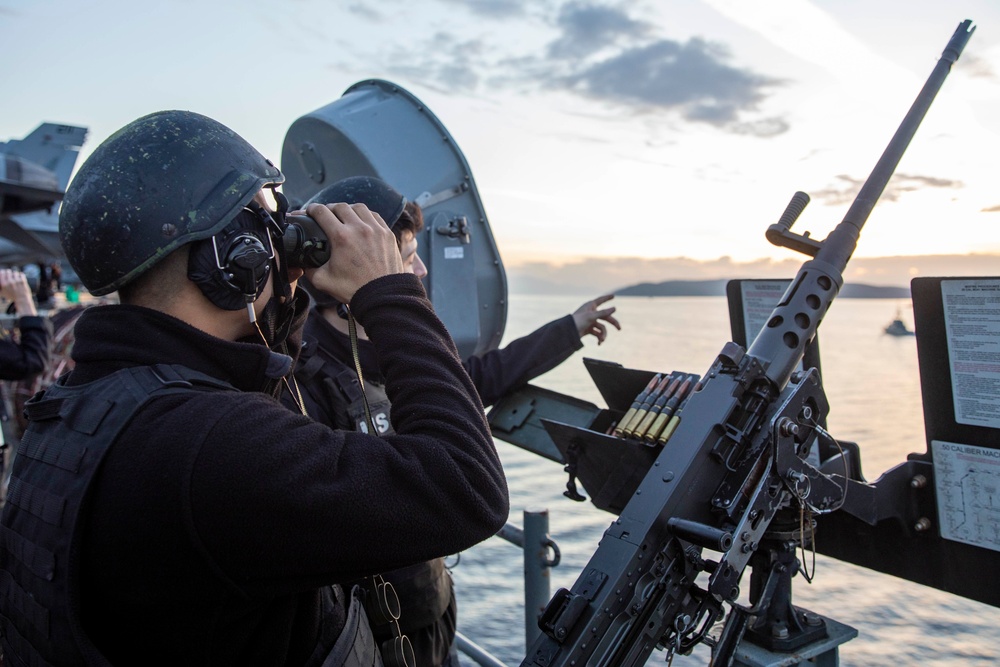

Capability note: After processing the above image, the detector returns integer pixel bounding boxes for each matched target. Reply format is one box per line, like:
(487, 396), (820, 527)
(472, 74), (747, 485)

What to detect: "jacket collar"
(69, 304), (292, 393)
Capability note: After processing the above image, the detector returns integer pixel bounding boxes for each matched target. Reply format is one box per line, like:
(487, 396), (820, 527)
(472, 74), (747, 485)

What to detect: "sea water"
(450, 294), (1000, 666)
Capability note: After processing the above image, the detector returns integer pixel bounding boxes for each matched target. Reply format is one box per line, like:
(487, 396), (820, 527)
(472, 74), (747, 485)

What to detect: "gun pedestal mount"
(744, 511), (825, 652)
(732, 615), (858, 667)
(708, 510), (861, 667)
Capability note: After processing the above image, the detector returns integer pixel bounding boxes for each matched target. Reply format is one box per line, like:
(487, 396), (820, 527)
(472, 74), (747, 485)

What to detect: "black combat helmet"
(300, 176), (407, 310)
(59, 110), (283, 296)
(304, 175), (406, 229)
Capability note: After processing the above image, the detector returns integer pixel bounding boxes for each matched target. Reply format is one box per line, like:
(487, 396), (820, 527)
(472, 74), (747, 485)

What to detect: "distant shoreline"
(614, 279), (909, 299)
(508, 279), (911, 299)
(504, 253), (998, 298)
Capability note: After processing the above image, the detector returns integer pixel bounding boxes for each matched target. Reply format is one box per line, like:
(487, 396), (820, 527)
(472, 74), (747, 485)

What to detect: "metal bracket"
(414, 181), (469, 209)
(436, 215), (471, 244)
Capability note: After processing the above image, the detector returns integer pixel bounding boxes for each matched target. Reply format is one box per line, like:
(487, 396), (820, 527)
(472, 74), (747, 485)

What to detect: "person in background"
(0, 267), (52, 380)
(33, 262), (54, 309)
(0, 267), (53, 504)
(0, 110), (508, 667)
(287, 176), (620, 667)
(50, 261), (63, 291)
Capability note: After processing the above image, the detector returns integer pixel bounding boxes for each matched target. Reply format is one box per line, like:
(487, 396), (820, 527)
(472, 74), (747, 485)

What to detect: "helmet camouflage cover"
(59, 110), (283, 295)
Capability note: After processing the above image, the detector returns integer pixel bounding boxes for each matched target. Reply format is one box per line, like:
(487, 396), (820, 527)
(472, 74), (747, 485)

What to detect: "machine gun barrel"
(521, 19), (974, 667)
(833, 19), (974, 251)
(753, 18), (974, 390)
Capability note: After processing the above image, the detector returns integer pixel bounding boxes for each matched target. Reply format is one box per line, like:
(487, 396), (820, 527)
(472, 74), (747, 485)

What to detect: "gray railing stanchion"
(463, 509), (560, 666)
(523, 508), (558, 648)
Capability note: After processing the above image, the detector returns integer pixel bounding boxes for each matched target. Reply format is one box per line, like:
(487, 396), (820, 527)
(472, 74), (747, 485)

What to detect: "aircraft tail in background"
(2, 123), (88, 190)
(0, 123), (88, 262)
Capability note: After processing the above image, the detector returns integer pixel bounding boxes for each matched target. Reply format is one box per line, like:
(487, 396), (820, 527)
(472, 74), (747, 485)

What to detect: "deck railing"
(456, 508), (560, 667)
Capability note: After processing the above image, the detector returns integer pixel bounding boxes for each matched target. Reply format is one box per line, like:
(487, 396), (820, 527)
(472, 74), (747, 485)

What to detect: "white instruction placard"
(740, 280), (791, 343)
(941, 279), (1000, 429)
(932, 439), (1000, 552)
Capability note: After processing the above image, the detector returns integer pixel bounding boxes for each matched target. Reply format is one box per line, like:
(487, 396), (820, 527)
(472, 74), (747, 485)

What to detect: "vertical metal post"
(481, 511), (559, 664)
(522, 508), (551, 648)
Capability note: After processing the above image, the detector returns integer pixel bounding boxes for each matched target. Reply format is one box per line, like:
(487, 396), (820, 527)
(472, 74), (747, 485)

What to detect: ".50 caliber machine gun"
(517, 19), (977, 667)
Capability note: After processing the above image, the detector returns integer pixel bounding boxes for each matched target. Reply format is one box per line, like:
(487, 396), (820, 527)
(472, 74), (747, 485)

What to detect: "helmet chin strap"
(248, 185), (316, 360)
(243, 187), (293, 328)
(264, 188), (294, 324)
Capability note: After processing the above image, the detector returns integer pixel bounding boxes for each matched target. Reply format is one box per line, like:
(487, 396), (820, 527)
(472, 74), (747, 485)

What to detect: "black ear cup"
(188, 209), (274, 311)
(224, 233), (272, 298)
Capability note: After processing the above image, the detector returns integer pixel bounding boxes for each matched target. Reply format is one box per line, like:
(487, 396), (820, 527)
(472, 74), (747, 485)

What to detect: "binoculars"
(281, 214), (331, 269)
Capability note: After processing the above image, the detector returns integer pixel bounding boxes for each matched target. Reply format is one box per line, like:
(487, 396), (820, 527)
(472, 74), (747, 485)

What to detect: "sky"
(2, 0), (998, 290)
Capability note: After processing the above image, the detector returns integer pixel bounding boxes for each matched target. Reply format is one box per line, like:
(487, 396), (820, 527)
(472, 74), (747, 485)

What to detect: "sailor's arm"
(0, 268), (52, 380)
(464, 314), (582, 407)
(463, 295), (621, 407)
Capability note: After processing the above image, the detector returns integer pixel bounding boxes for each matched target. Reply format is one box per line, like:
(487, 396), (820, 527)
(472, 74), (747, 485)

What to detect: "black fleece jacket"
(70, 274), (508, 666)
(0, 315), (51, 380)
(287, 308), (581, 666)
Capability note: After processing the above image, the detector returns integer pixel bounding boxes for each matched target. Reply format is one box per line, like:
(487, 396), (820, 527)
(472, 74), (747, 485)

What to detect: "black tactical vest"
(0, 364), (233, 665)
(0, 364), (382, 667)
(295, 336), (394, 435)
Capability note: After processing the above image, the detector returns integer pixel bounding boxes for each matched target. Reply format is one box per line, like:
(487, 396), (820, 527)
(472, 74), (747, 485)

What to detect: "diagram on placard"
(933, 440), (1000, 552)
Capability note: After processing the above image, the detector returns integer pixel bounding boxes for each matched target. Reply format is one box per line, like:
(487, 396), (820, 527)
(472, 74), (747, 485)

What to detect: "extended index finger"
(591, 294), (615, 308)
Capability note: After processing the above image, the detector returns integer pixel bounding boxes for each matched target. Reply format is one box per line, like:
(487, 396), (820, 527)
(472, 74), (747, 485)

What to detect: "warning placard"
(942, 279), (1000, 429)
(932, 439), (1000, 552)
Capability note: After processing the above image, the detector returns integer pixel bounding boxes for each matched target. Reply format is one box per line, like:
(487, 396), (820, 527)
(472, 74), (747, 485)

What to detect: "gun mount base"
(734, 612), (857, 667)
(744, 512), (825, 653)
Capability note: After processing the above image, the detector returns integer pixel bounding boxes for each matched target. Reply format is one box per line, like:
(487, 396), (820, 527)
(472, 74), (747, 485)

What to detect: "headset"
(188, 200), (287, 322)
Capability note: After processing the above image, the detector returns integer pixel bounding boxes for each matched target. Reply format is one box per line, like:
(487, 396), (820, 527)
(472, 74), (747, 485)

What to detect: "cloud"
(374, 1), (787, 135)
(983, 204), (1000, 213)
(729, 117), (790, 137)
(551, 38), (780, 126)
(811, 173), (962, 206)
(384, 33), (486, 92)
(437, 0), (527, 18)
(963, 53), (998, 80)
(547, 2), (653, 59)
(347, 4), (384, 21)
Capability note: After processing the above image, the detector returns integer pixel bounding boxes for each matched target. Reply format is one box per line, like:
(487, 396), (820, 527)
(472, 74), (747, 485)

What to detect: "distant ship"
(884, 313), (915, 336)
